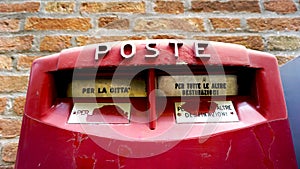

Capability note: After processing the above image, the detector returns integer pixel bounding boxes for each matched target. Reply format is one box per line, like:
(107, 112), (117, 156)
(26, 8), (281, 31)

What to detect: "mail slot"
(15, 40), (297, 169)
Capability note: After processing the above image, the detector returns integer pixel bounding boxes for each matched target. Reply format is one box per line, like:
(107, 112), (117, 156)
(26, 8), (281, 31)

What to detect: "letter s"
(145, 42), (159, 58)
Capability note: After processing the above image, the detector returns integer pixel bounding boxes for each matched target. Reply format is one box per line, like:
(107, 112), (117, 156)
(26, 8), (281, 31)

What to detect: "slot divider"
(148, 68), (157, 130)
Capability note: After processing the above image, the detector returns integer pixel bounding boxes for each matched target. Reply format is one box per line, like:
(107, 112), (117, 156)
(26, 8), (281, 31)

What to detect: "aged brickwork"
(0, 0), (299, 167)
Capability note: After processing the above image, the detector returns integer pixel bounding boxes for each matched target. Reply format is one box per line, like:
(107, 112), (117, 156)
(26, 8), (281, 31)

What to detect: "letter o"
(121, 42), (136, 59)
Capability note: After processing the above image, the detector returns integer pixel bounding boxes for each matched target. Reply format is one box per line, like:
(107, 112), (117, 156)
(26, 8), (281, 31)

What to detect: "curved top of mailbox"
(33, 39), (276, 71)
(53, 40), (251, 69)
(57, 39), (251, 69)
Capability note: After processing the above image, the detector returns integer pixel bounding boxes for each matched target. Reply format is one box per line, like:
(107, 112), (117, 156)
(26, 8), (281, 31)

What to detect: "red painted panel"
(16, 40), (297, 169)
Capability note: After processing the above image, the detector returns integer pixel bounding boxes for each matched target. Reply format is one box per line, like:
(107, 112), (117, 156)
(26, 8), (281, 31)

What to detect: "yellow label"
(67, 78), (146, 97)
(157, 75), (238, 96)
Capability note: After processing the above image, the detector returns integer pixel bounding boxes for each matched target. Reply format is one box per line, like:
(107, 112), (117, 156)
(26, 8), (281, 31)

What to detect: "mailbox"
(15, 40), (297, 169)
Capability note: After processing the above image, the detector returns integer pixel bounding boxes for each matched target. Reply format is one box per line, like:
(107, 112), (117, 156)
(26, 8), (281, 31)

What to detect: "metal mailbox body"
(15, 40), (297, 169)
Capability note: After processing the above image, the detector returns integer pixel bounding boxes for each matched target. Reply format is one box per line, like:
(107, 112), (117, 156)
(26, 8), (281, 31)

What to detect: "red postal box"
(15, 40), (297, 169)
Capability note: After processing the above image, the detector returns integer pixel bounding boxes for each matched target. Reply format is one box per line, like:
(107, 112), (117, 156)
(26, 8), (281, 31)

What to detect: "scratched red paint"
(15, 40), (297, 169)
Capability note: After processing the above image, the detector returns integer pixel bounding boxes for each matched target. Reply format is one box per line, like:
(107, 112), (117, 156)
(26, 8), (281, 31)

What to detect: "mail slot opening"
(52, 67), (149, 124)
(51, 65), (258, 125)
(153, 66), (257, 124)
(53, 65), (256, 98)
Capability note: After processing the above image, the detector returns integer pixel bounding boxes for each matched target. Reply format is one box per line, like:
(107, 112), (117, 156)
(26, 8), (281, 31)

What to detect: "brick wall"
(0, 0), (299, 168)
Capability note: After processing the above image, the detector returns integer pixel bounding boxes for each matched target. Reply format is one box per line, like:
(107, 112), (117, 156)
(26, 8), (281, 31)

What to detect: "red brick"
(0, 2), (40, 13)
(194, 35), (264, 51)
(0, 97), (7, 114)
(25, 17), (91, 31)
(134, 18), (204, 32)
(0, 118), (22, 138)
(0, 19), (20, 32)
(191, 0), (260, 13)
(40, 36), (72, 52)
(209, 18), (241, 31)
(17, 56), (40, 70)
(0, 36), (33, 52)
(13, 96), (26, 116)
(0, 76), (28, 92)
(154, 1), (184, 14)
(45, 2), (75, 13)
(1, 142), (18, 162)
(247, 18), (300, 31)
(276, 56), (295, 66)
(76, 36), (146, 46)
(0, 165), (14, 169)
(81, 2), (145, 13)
(98, 17), (129, 30)
(151, 34), (186, 39)
(0, 55), (12, 70)
(264, 0), (297, 14)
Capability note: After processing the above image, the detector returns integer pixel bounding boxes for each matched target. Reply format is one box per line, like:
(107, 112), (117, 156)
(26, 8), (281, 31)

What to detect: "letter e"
(194, 42), (210, 60)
